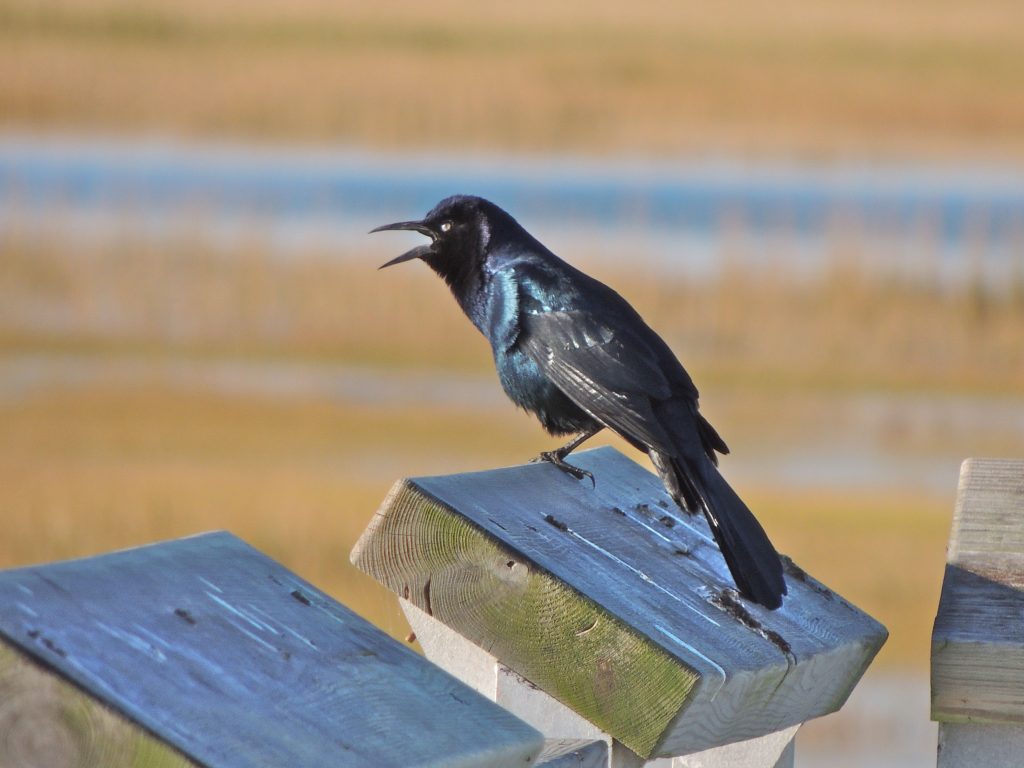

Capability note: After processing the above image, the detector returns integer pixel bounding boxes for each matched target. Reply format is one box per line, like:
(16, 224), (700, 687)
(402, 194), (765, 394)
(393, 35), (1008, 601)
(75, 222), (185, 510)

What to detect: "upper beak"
(370, 219), (435, 269)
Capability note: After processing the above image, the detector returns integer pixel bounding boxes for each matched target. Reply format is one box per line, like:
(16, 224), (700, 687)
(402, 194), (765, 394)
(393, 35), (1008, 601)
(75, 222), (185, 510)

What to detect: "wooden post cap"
(932, 458), (1024, 724)
(0, 531), (544, 768)
(351, 447), (888, 759)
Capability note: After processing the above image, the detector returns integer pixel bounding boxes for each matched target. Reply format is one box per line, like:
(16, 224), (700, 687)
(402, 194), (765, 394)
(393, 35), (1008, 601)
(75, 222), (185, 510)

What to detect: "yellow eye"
(440, 221), (452, 233)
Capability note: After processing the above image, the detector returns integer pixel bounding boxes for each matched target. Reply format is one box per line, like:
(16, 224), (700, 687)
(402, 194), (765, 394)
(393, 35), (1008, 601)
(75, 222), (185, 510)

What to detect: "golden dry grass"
(750, 487), (949, 669)
(3, 229), (1022, 393)
(0, 383), (949, 668)
(0, 383), (553, 631)
(1, 0), (1023, 157)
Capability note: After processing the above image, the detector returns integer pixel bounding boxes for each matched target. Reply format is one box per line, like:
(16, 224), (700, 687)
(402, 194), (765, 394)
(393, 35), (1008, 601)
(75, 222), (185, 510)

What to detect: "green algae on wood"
(352, 478), (700, 757)
(0, 642), (197, 768)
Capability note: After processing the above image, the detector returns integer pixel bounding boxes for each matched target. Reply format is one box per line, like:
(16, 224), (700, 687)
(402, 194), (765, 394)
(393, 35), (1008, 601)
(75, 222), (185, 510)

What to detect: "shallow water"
(3, 134), (1023, 288)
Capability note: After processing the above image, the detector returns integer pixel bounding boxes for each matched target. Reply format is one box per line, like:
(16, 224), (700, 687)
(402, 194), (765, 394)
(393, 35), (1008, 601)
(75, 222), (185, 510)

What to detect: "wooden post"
(932, 458), (1024, 767)
(352, 446), (888, 766)
(0, 531), (545, 768)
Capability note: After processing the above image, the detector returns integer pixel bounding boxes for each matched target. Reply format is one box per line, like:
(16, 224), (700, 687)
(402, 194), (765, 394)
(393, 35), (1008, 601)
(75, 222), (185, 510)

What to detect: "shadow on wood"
(352, 446), (888, 763)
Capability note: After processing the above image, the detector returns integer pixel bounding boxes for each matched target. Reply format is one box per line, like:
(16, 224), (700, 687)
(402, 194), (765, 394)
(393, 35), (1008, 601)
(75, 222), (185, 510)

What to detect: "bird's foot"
(532, 451), (595, 486)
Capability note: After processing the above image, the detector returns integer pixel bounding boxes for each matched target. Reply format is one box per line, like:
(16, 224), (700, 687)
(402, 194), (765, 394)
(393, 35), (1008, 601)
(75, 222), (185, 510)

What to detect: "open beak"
(370, 220), (435, 269)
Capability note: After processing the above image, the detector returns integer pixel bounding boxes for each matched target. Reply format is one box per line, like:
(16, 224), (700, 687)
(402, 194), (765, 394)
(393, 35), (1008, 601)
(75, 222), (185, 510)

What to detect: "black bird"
(372, 195), (787, 609)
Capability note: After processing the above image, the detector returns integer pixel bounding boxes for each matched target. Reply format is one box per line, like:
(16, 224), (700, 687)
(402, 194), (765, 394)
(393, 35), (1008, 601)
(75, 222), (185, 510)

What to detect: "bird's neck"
(426, 251), (486, 319)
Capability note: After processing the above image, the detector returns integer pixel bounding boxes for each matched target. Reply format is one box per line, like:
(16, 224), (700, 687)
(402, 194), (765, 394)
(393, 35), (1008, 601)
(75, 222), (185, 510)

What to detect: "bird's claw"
(533, 451), (595, 486)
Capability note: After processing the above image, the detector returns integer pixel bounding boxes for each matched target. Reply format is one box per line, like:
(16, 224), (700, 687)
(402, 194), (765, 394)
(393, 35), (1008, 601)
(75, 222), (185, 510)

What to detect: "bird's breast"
(494, 347), (595, 436)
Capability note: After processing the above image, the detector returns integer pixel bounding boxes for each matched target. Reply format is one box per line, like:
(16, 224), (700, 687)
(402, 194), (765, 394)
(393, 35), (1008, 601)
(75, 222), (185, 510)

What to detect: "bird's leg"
(532, 427), (602, 484)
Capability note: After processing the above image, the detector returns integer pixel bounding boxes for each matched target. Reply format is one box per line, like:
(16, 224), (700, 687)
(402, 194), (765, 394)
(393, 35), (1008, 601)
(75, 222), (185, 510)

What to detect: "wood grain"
(0, 531), (544, 768)
(932, 458), (1024, 724)
(353, 447), (887, 758)
(947, 458), (1024, 578)
(357, 481), (698, 757)
(0, 642), (196, 768)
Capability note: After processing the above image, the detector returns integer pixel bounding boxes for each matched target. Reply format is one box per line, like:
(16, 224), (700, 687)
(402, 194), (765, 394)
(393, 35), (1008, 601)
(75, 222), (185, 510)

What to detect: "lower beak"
(370, 219), (435, 269)
(378, 244), (433, 269)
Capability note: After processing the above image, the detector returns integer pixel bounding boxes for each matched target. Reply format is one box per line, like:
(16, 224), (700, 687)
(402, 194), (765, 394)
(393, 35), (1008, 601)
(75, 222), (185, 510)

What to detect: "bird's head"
(372, 195), (510, 289)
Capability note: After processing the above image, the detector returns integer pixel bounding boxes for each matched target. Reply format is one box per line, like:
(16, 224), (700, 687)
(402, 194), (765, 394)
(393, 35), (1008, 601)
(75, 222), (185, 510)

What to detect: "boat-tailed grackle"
(373, 195), (787, 609)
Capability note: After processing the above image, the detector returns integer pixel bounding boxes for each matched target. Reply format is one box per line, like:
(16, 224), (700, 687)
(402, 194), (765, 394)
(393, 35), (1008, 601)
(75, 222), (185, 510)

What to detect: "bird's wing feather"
(519, 309), (679, 453)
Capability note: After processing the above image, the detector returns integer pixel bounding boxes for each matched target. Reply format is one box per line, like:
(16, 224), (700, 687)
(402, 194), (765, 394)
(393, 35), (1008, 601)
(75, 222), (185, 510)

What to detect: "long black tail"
(654, 451), (787, 609)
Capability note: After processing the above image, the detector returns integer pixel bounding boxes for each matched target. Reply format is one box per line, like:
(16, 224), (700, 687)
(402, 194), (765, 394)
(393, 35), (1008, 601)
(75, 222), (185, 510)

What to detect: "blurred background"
(2, 1), (1023, 765)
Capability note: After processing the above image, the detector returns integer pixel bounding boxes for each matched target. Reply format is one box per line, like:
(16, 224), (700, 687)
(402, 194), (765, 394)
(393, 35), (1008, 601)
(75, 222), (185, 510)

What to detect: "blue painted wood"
(0, 532), (543, 768)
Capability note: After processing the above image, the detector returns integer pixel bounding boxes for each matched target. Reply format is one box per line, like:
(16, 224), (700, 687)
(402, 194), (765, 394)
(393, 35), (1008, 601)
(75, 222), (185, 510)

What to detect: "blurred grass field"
(2, 228), (1021, 669)
(3, 227), (1023, 393)
(2, 0), (1024, 157)
(0, 379), (951, 669)
(2, 0), (1023, 682)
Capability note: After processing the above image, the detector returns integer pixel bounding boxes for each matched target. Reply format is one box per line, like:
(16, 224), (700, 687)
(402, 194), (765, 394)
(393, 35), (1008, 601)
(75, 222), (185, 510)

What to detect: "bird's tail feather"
(662, 454), (787, 609)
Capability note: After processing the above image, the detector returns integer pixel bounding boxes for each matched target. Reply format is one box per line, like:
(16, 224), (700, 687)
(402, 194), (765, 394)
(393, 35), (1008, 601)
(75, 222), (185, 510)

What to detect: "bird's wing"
(519, 309), (682, 453)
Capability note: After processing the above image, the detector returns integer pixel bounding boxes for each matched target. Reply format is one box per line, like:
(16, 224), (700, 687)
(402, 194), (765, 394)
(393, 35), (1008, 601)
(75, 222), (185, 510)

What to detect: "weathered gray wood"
(0, 531), (544, 768)
(945, 458), (1024, 572)
(353, 447), (887, 759)
(932, 458), (1024, 725)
